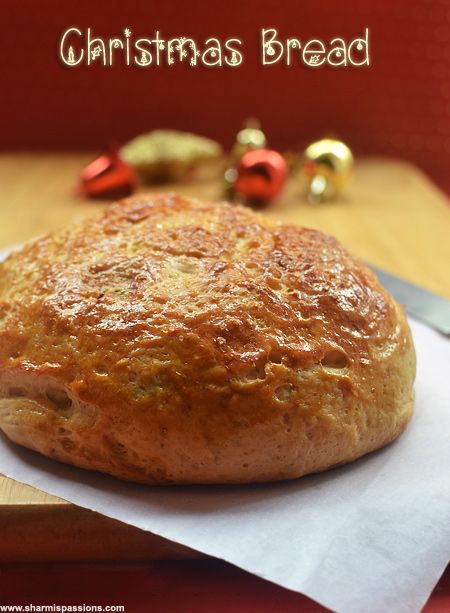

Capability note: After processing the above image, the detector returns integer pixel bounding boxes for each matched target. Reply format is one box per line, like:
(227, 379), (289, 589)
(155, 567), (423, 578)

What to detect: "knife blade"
(367, 264), (450, 336)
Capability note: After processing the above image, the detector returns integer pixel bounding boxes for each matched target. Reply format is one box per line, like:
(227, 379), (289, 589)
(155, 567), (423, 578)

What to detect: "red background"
(0, 0), (449, 191)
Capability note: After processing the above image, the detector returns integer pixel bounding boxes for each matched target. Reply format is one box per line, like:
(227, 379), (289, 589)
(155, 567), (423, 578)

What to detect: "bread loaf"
(0, 194), (416, 483)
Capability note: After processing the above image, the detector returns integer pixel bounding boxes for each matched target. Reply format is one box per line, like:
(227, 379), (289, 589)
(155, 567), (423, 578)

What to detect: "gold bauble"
(303, 138), (354, 203)
(230, 119), (268, 163)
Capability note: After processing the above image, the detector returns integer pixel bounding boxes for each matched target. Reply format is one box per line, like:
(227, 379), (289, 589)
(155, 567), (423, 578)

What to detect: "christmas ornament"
(225, 119), (269, 199)
(120, 129), (222, 183)
(230, 118), (268, 163)
(233, 148), (288, 205)
(302, 138), (354, 203)
(76, 147), (136, 199)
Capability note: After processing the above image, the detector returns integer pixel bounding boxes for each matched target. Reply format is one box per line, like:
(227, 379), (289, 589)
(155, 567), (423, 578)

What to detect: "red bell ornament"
(76, 147), (137, 199)
(234, 149), (288, 205)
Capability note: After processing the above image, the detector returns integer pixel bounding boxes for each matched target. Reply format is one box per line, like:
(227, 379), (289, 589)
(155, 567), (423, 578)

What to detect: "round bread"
(0, 194), (415, 484)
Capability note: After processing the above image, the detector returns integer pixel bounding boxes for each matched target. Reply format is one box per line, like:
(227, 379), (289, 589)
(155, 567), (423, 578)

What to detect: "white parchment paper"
(1, 317), (449, 613)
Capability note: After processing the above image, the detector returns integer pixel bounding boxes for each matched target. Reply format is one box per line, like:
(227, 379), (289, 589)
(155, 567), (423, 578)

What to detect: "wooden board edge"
(0, 504), (204, 563)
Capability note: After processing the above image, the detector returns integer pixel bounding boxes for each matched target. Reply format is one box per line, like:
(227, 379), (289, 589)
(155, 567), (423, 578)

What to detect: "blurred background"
(1, 0), (449, 192)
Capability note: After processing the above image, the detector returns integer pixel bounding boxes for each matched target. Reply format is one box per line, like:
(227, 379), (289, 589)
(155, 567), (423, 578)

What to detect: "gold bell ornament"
(302, 138), (354, 203)
(230, 118), (268, 163)
(225, 119), (269, 201)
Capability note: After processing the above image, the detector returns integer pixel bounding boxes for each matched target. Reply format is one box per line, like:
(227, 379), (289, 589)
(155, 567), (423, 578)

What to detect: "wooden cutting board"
(0, 153), (449, 561)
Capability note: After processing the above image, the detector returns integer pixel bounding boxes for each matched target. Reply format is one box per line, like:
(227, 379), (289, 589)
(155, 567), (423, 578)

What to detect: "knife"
(368, 264), (450, 336)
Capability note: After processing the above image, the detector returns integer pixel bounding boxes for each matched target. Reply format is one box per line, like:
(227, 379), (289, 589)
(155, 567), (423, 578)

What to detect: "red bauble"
(76, 147), (137, 199)
(234, 149), (288, 204)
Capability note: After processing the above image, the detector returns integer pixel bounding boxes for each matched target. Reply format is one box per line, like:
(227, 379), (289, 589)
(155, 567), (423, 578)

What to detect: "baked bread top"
(0, 194), (415, 483)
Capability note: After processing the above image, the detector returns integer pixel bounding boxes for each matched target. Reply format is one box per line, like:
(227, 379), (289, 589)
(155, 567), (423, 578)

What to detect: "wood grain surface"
(0, 152), (448, 560)
(0, 153), (449, 296)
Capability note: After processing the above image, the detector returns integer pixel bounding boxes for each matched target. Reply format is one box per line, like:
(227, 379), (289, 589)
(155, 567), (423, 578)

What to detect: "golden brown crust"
(0, 194), (416, 483)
